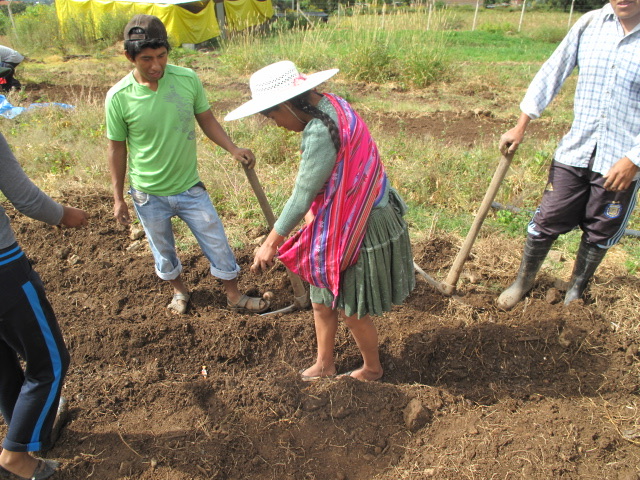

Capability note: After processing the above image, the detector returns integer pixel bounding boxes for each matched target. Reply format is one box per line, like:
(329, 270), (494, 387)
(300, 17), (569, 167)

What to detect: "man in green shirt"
(106, 14), (269, 314)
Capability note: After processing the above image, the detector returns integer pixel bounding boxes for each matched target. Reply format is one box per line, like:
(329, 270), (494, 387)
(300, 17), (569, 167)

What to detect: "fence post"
(567, 0), (576, 29)
(517, 0), (526, 33)
(472, 0), (480, 31)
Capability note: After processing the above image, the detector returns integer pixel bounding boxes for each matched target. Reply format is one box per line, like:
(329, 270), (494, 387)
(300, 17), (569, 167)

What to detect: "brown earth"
(17, 81), (558, 149)
(1, 81), (640, 480)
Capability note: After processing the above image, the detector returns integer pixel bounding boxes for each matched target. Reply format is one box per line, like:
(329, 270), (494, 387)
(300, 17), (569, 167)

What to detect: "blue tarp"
(0, 95), (74, 119)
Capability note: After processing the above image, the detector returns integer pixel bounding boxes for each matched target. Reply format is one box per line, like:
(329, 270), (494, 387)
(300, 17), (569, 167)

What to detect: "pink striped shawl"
(277, 93), (386, 300)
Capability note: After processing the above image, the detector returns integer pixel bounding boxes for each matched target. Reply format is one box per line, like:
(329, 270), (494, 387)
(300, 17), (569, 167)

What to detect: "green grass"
(4, 5), (639, 264)
(444, 30), (558, 62)
(620, 238), (640, 275)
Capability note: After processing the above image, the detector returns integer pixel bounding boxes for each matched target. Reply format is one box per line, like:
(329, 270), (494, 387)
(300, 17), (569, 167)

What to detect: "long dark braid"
(289, 91), (341, 152)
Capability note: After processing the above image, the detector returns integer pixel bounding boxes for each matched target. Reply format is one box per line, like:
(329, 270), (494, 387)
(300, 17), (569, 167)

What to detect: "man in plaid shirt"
(497, 0), (640, 309)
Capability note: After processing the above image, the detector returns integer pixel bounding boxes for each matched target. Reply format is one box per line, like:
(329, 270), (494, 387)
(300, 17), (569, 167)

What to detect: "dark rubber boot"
(496, 237), (554, 310)
(564, 240), (607, 305)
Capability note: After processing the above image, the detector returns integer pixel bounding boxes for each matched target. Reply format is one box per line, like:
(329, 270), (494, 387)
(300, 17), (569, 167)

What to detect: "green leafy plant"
(14, 5), (61, 52)
(0, 11), (10, 36)
(495, 209), (529, 237)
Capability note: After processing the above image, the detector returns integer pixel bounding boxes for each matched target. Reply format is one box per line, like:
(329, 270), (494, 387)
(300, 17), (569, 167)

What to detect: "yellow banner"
(223, 0), (273, 31)
(56, 0), (221, 45)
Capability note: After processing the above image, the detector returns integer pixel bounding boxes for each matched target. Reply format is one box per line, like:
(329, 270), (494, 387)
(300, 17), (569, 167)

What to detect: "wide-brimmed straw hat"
(224, 61), (339, 121)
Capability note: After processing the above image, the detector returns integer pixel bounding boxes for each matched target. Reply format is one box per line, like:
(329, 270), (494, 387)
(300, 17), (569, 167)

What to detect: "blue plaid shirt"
(521, 4), (640, 175)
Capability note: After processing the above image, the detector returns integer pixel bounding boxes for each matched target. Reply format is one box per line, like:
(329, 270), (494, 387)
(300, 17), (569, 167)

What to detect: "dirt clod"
(403, 398), (432, 432)
(545, 287), (562, 304)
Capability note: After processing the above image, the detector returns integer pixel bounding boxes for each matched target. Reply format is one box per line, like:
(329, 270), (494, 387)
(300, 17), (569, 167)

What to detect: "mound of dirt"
(2, 191), (639, 479)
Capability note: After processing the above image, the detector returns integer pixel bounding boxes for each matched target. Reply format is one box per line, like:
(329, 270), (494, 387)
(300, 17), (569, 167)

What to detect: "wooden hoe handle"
(441, 153), (514, 295)
(242, 166), (310, 309)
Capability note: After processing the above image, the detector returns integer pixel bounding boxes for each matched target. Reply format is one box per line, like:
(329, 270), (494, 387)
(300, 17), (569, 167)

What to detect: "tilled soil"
(2, 77), (639, 479)
(2, 191), (639, 480)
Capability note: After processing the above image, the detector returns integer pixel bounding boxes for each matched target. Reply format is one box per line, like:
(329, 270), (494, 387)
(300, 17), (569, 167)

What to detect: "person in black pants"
(0, 46), (23, 91)
(0, 132), (88, 479)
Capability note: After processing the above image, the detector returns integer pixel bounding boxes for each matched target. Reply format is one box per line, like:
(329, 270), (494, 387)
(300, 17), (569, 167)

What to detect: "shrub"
(0, 11), (10, 36)
(273, 12), (311, 30)
(0, 2), (27, 17)
(525, 25), (568, 43)
(402, 54), (450, 88)
(62, 13), (98, 49)
(478, 21), (514, 33)
(96, 12), (129, 46)
(344, 40), (395, 83)
(62, 11), (129, 49)
(14, 5), (61, 52)
(221, 9), (451, 88)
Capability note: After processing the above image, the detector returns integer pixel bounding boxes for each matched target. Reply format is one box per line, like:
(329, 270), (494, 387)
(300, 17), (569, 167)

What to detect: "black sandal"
(0, 458), (59, 480)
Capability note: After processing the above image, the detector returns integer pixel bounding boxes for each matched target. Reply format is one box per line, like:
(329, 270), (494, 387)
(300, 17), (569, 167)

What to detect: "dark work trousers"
(0, 243), (70, 452)
(527, 159), (640, 248)
(0, 61), (20, 90)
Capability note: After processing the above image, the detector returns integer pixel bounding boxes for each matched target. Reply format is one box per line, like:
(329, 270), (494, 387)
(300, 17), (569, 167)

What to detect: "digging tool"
(242, 165), (310, 314)
(415, 153), (515, 296)
(413, 261), (449, 295)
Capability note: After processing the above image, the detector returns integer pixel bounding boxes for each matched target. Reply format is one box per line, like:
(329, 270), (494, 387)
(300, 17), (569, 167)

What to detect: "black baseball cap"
(124, 14), (167, 41)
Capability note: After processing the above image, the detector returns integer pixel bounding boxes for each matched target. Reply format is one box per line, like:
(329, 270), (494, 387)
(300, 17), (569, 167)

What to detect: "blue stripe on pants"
(21, 281), (62, 449)
(0, 245), (21, 260)
(603, 180), (640, 248)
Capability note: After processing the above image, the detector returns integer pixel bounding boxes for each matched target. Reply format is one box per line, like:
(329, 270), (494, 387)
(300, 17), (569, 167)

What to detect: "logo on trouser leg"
(544, 182), (554, 192)
(604, 202), (622, 219)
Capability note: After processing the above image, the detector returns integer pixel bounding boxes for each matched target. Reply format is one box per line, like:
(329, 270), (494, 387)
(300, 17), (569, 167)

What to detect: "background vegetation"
(1, 3), (638, 279)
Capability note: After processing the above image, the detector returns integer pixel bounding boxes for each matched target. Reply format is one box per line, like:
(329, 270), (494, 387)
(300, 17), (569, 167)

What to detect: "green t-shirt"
(105, 64), (211, 196)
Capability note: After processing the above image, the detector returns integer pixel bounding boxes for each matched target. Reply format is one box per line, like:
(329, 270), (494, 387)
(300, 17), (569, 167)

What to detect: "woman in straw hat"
(225, 61), (415, 381)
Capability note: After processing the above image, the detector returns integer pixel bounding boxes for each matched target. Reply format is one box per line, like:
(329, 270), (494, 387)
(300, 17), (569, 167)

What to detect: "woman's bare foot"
(341, 366), (383, 382)
(300, 364), (336, 381)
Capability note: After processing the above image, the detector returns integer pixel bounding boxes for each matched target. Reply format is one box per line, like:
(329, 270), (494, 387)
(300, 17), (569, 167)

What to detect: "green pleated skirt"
(310, 187), (416, 318)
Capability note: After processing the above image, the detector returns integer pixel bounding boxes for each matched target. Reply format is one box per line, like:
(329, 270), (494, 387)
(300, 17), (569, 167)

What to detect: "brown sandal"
(227, 294), (270, 314)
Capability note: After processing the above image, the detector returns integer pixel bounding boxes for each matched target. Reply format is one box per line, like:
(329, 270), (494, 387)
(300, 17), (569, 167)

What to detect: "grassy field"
(2, 5), (639, 272)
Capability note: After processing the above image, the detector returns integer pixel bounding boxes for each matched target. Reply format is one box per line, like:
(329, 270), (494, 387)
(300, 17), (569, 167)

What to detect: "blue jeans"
(130, 184), (240, 281)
